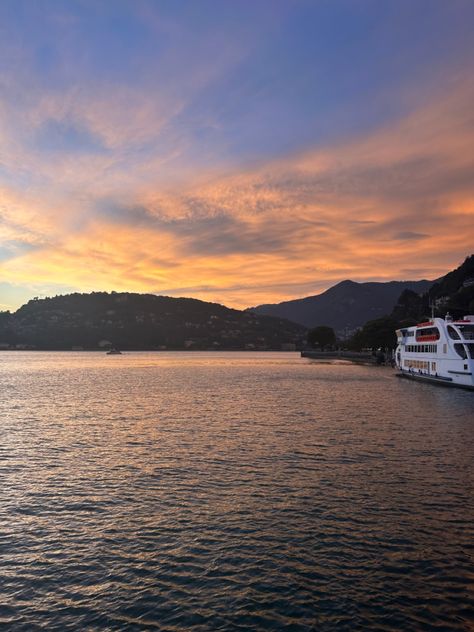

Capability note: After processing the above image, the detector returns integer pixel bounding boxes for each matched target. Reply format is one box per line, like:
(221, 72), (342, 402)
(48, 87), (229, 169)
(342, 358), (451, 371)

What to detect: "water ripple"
(0, 351), (473, 630)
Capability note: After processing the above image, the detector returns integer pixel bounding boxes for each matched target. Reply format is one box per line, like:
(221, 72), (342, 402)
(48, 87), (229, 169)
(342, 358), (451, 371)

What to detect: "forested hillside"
(0, 292), (306, 350)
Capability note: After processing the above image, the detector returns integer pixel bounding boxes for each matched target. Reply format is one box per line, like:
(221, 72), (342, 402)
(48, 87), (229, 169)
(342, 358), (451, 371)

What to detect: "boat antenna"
(430, 302), (435, 319)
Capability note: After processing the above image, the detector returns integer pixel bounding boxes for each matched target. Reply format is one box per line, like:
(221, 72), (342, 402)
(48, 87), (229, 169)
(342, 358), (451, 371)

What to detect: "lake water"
(1, 351), (473, 631)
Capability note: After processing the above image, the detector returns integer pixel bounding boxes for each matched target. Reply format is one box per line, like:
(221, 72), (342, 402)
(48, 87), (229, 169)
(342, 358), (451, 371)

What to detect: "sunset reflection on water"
(1, 352), (473, 630)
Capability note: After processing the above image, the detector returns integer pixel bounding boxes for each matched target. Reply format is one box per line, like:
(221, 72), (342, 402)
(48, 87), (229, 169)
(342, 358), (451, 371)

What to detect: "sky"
(1, 0), (473, 311)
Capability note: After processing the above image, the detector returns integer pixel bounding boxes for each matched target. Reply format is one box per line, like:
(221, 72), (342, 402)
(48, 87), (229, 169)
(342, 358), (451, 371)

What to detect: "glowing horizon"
(1, 1), (473, 312)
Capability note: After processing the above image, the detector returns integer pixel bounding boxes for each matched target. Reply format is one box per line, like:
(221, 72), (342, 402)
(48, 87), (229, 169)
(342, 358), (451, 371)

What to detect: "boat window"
(416, 327), (440, 341)
(454, 343), (467, 359)
(457, 324), (474, 340)
(465, 343), (474, 359)
(447, 325), (460, 339)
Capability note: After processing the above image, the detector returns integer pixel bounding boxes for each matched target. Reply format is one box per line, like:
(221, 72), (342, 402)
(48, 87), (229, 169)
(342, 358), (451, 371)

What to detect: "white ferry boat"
(395, 314), (474, 390)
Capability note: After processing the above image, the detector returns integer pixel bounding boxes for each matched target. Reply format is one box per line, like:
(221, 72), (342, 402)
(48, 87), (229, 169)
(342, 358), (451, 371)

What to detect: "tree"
(307, 325), (336, 350)
(391, 289), (424, 321)
(347, 316), (398, 351)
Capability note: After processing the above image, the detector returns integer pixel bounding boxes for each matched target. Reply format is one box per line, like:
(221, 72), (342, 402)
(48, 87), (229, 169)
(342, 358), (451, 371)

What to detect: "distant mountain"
(392, 255), (474, 322)
(0, 292), (306, 351)
(346, 255), (474, 351)
(248, 279), (433, 335)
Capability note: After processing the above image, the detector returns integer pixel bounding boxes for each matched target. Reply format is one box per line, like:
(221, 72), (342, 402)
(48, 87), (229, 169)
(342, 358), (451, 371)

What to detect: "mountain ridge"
(392, 255), (474, 323)
(0, 292), (306, 351)
(248, 279), (434, 335)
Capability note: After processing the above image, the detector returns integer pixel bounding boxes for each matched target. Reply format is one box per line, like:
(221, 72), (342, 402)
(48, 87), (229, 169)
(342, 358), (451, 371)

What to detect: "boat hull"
(396, 371), (474, 391)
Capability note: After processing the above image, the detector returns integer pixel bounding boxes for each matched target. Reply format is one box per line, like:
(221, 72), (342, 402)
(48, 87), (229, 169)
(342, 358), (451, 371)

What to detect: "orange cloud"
(2, 76), (474, 310)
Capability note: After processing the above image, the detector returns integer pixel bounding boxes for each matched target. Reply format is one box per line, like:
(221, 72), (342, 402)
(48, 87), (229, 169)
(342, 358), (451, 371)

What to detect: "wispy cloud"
(393, 232), (429, 241)
(1, 3), (473, 310)
(3, 75), (473, 308)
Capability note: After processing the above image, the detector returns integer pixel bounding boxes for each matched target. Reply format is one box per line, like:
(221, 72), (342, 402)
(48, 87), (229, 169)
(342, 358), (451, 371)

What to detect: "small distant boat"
(106, 348), (122, 355)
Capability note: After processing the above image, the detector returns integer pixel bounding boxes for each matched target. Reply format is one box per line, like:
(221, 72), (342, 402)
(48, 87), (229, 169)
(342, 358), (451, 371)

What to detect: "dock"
(301, 350), (386, 364)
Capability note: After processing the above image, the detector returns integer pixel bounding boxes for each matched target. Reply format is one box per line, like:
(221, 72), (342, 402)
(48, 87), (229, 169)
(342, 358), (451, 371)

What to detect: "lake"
(1, 351), (473, 630)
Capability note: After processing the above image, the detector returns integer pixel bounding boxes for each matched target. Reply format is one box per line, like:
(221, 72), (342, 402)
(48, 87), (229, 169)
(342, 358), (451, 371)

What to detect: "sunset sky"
(1, 0), (473, 311)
